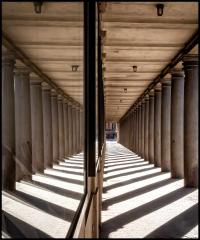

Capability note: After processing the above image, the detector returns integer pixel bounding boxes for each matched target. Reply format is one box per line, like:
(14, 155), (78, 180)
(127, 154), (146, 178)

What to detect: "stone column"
(63, 98), (69, 158)
(72, 105), (76, 155)
(76, 105), (80, 153)
(68, 102), (73, 156)
(154, 83), (162, 167)
(14, 63), (32, 182)
(51, 89), (59, 163)
(136, 106), (139, 154)
(30, 74), (44, 173)
(133, 110), (136, 152)
(161, 78), (171, 172)
(58, 94), (65, 159)
(129, 113), (132, 150)
(141, 99), (145, 158)
(80, 108), (84, 151)
(144, 95), (149, 161)
(138, 103), (142, 156)
(183, 55), (198, 187)
(148, 90), (154, 164)
(2, 50), (16, 190)
(42, 82), (53, 168)
(170, 68), (184, 178)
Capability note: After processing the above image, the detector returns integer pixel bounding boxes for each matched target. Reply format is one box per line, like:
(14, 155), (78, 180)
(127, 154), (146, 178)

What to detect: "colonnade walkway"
(101, 141), (198, 238)
(2, 153), (84, 238)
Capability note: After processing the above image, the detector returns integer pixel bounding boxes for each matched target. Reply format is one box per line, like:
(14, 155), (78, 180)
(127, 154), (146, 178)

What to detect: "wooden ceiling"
(2, 2), (198, 122)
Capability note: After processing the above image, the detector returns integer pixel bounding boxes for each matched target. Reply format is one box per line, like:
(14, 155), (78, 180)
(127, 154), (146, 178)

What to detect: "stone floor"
(2, 153), (84, 238)
(101, 141), (198, 238)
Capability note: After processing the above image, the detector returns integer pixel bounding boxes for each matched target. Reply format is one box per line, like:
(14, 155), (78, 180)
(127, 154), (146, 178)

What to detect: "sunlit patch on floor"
(101, 142), (198, 239)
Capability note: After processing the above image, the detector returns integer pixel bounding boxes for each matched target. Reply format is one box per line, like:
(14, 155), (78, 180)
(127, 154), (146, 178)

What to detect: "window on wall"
(2, 2), (85, 238)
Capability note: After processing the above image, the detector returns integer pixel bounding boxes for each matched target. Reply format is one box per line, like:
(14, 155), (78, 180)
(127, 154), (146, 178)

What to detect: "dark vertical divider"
(84, 0), (96, 177)
(98, 7), (105, 157)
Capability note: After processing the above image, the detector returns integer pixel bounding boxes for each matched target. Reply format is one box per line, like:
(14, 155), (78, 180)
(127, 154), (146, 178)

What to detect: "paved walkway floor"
(101, 142), (198, 238)
(2, 153), (84, 238)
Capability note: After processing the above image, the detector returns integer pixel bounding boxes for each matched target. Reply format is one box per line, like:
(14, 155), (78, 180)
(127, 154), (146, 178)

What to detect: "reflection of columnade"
(119, 55), (198, 188)
(2, 48), (84, 191)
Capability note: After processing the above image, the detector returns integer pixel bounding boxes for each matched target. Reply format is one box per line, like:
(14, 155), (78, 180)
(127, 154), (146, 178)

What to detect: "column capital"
(2, 49), (15, 66)
(161, 76), (171, 86)
(182, 54), (198, 69)
(154, 82), (162, 92)
(51, 88), (58, 97)
(14, 66), (30, 76)
(149, 89), (154, 97)
(57, 94), (63, 101)
(170, 67), (184, 77)
(68, 101), (73, 106)
(30, 73), (43, 85)
(63, 97), (68, 104)
(141, 98), (146, 104)
(144, 94), (149, 101)
(14, 60), (30, 75)
(42, 82), (51, 91)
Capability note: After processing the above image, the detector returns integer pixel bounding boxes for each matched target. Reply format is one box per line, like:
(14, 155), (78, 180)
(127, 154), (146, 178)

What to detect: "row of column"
(2, 49), (84, 190)
(119, 54), (198, 187)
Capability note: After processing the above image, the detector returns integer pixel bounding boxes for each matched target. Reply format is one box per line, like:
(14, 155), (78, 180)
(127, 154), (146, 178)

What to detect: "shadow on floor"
(145, 203), (198, 238)
(101, 143), (198, 238)
(2, 211), (51, 238)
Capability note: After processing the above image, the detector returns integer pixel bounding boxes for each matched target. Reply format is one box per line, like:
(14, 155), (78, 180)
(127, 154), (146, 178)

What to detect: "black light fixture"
(156, 4), (164, 16)
(124, 88), (127, 93)
(132, 65), (137, 72)
(71, 65), (79, 72)
(34, 2), (43, 14)
(120, 99), (122, 103)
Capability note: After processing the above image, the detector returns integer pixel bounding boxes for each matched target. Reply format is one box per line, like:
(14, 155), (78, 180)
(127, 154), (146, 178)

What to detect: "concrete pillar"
(51, 89), (59, 163)
(170, 68), (184, 178)
(144, 95), (149, 161)
(154, 83), (162, 167)
(161, 79), (171, 172)
(58, 95), (65, 159)
(42, 82), (53, 168)
(30, 75), (44, 173)
(183, 55), (198, 187)
(14, 63), (32, 182)
(68, 103), (73, 156)
(141, 99), (145, 158)
(148, 90), (154, 164)
(2, 50), (16, 190)
(63, 98), (69, 158)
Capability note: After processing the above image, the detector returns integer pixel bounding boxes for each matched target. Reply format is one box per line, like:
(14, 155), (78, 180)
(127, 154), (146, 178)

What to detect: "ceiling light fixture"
(71, 65), (79, 72)
(132, 65), (137, 72)
(34, 2), (43, 14)
(156, 4), (164, 16)
(124, 88), (127, 93)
